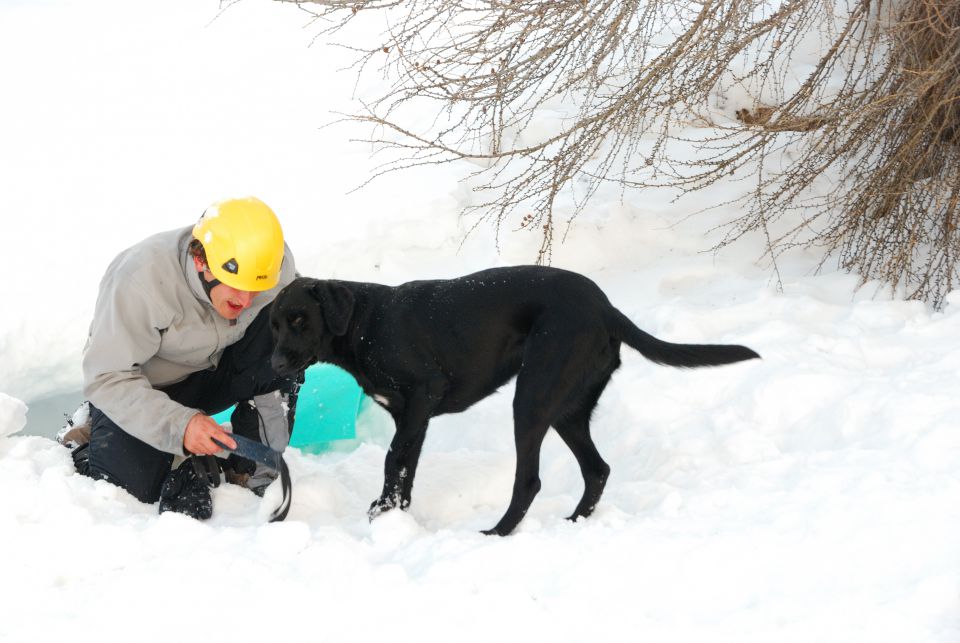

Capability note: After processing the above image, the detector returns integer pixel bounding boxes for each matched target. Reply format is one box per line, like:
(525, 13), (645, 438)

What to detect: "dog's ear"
(310, 281), (355, 336)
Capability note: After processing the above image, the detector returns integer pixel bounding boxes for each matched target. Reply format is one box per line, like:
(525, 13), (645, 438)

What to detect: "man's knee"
(85, 406), (174, 504)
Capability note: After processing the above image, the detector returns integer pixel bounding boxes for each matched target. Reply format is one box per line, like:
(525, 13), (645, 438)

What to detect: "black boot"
(158, 456), (221, 520)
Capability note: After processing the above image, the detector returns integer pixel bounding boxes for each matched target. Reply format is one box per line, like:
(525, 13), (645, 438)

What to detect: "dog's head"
(270, 277), (355, 376)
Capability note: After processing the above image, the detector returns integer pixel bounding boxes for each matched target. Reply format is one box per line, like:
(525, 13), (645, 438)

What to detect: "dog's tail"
(609, 308), (760, 367)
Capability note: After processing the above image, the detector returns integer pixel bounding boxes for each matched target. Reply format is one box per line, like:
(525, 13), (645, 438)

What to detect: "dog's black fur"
(270, 265), (759, 535)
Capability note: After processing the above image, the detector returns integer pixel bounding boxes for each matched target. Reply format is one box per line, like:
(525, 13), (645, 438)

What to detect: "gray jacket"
(82, 226), (297, 455)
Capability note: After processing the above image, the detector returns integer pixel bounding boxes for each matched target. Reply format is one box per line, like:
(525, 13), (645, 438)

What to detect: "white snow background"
(1, 1), (959, 642)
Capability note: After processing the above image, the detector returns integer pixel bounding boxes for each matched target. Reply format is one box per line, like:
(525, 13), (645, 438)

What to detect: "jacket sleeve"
(82, 269), (199, 456)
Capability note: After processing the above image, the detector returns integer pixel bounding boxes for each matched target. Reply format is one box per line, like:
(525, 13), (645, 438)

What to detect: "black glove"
(158, 456), (221, 520)
(221, 453), (257, 488)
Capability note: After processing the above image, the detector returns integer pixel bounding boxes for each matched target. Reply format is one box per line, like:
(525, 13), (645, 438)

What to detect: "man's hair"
(187, 238), (207, 266)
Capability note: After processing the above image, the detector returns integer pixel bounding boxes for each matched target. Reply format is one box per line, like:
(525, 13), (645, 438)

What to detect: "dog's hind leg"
(553, 366), (616, 522)
(554, 416), (610, 522)
(482, 399), (550, 537)
(484, 325), (602, 536)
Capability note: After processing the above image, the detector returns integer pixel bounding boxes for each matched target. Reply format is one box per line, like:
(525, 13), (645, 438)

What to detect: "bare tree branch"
(283, 0), (960, 306)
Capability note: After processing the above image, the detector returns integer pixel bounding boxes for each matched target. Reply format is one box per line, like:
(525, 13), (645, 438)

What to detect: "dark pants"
(85, 306), (300, 503)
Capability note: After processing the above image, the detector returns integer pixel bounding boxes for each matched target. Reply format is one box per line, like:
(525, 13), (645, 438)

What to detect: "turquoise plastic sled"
(212, 363), (362, 451)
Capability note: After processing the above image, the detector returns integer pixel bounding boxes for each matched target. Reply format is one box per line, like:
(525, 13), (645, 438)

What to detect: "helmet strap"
(198, 270), (221, 302)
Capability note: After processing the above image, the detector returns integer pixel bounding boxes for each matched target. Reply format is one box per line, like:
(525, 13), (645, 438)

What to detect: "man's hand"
(183, 413), (237, 455)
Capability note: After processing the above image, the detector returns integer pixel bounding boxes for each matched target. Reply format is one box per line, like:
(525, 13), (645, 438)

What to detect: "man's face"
(207, 272), (259, 320)
(193, 256), (259, 320)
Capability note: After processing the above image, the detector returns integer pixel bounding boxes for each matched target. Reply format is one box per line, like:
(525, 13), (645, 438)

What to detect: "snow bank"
(0, 393), (27, 438)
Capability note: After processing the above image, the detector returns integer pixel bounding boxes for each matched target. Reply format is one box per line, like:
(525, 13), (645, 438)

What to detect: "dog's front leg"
(368, 388), (435, 520)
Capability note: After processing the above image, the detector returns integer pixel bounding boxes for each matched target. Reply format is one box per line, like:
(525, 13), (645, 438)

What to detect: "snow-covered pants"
(84, 305), (301, 504)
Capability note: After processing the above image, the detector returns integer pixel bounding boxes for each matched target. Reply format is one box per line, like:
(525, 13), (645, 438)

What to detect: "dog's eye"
(290, 314), (306, 329)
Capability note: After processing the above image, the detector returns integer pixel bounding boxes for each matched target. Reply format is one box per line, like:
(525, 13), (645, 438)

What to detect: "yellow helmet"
(193, 196), (285, 292)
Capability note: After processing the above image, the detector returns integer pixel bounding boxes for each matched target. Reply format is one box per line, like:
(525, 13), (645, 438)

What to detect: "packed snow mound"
(0, 393), (26, 438)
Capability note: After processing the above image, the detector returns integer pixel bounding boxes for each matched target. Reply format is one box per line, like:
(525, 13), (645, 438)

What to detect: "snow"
(0, 394), (27, 439)
(1, 1), (959, 642)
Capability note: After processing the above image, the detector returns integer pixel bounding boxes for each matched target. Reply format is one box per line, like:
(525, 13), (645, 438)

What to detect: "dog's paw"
(480, 526), (510, 537)
(367, 497), (397, 521)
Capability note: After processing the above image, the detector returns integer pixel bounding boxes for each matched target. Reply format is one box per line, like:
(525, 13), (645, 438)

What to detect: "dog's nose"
(271, 353), (290, 375)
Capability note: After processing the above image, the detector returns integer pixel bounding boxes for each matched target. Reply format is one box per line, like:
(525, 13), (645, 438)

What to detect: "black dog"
(270, 266), (759, 535)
